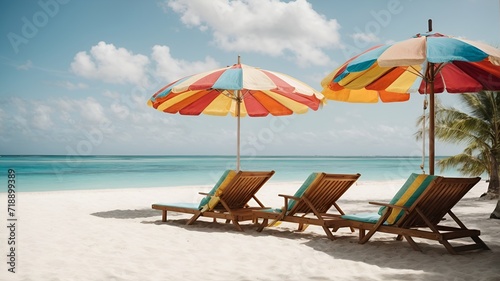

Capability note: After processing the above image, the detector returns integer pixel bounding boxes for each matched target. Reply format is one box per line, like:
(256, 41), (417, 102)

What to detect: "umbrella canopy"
(321, 27), (500, 175)
(148, 56), (325, 171)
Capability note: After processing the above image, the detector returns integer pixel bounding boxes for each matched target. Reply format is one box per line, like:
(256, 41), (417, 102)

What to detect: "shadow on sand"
(92, 201), (499, 281)
(91, 209), (161, 219)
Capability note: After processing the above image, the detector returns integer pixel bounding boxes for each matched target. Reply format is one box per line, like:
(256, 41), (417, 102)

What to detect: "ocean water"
(0, 155), (467, 192)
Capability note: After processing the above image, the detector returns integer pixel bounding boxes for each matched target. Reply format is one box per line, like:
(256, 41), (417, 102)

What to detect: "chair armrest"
(278, 194), (301, 213)
(278, 194), (301, 201)
(368, 201), (389, 207)
(368, 201), (408, 211)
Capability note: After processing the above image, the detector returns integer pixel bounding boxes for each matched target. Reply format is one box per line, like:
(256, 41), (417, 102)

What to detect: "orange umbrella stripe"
(379, 90), (410, 102)
(365, 66), (408, 90)
(471, 60), (500, 77)
(242, 91), (270, 117)
(251, 91), (293, 116)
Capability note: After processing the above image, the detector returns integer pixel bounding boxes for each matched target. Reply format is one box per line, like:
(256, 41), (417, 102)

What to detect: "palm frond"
(420, 91), (500, 183)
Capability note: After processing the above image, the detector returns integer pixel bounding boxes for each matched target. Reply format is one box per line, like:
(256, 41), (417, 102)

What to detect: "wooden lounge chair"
(253, 172), (361, 240)
(152, 170), (275, 231)
(336, 175), (490, 254)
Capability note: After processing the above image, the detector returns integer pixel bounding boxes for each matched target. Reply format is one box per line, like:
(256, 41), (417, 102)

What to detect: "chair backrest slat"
(215, 171), (275, 210)
(398, 176), (481, 227)
(290, 173), (360, 214)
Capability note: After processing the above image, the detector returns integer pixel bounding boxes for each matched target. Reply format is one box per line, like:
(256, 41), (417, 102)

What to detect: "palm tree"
(416, 91), (500, 219)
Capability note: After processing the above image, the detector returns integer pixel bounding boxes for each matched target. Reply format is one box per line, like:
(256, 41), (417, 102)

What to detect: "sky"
(1, 0), (499, 157)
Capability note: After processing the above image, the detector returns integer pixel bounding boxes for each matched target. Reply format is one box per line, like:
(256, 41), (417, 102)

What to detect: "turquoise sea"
(0, 155), (468, 192)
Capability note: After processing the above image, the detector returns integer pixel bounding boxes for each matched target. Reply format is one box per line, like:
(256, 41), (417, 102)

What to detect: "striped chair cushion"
(378, 173), (437, 224)
(198, 170), (237, 211)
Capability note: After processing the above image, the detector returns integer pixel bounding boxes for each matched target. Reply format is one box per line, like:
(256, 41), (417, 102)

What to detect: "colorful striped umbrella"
(148, 56), (325, 171)
(321, 27), (500, 174)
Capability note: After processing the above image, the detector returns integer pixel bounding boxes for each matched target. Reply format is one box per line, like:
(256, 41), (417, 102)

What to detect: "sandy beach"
(1, 179), (499, 281)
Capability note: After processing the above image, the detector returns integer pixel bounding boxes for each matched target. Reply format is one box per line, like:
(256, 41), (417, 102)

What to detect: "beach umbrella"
(321, 20), (500, 175)
(148, 56), (325, 171)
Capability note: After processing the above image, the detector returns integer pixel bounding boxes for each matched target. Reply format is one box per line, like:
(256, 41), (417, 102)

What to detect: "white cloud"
(70, 42), (222, 88)
(166, 0), (342, 66)
(17, 60), (33, 70)
(0, 95), (186, 151)
(339, 127), (375, 139)
(70, 41), (150, 86)
(377, 124), (397, 134)
(325, 123), (413, 149)
(103, 90), (120, 99)
(78, 97), (110, 124)
(351, 32), (380, 44)
(0, 108), (5, 132)
(151, 45), (220, 82)
(110, 102), (130, 120)
(32, 104), (54, 130)
(10, 97), (28, 115)
(13, 115), (30, 135)
(55, 98), (74, 113)
(52, 81), (89, 90)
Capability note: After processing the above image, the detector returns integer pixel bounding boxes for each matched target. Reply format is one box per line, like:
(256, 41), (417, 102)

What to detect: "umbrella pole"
(429, 63), (435, 175)
(236, 55), (242, 172)
(427, 20), (435, 175)
(236, 90), (241, 172)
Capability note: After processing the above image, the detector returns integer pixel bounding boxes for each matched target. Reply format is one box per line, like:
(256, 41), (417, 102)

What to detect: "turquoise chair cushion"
(341, 213), (382, 224)
(287, 172), (321, 211)
(261, 208), (283, 213)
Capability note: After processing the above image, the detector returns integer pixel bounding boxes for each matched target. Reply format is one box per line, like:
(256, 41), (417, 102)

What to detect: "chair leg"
(256, 219), (268, 232)
(440, 240), (459, 255)
(442, 236), (491, 254)
(360, 209), (392, 244)
(359, 228), (377, 244)
(232, 220), (244, 232)
(473, 236), (491, 250)
(298, 223), (309, 232)
(403, 235), (422, 252)
(298, 223), (304, 231)
(322, 226), (336, 240)
(162, 211), (167, 222)
(358, 229), (365, 241)
(187, 212), (202, 225)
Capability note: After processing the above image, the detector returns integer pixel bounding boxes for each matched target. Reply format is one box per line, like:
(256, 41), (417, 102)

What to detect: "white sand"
(1, 179), (499, 281)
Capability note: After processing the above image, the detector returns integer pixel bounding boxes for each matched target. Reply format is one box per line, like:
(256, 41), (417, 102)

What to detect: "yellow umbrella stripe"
(339, 66), (389, 89)
(263, 90), (311, 114)
(322, 88), (380, 103)
(385, 65), (421, 93)
(229, 97), (248, 117)
(156, 91), (201, 112)
(201, 93), (238, 116)
(320, 66), (342, 89)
